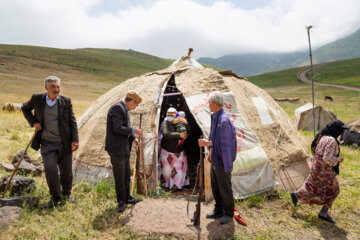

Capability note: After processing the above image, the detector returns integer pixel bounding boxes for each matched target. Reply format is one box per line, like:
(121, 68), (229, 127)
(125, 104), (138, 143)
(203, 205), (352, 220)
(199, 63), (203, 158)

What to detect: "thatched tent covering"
(73, 55), (310, 199)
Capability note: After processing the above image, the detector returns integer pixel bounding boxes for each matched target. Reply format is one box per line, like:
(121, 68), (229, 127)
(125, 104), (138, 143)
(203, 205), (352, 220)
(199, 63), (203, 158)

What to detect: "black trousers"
(41, 140), (73, 201)
(109, 153), (131, 204)
(211, 166), (234, 217)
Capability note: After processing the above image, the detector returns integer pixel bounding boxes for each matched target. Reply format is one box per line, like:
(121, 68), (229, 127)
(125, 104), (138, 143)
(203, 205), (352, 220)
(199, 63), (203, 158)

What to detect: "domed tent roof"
(74, 55), (310, 199)
(294, 103), (336, 131)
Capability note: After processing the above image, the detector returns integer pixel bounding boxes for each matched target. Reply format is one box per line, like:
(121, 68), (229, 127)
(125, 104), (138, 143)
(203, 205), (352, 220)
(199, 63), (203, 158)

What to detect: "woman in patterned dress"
(159, 108), (190, 190)
(291, 120), (349, 223)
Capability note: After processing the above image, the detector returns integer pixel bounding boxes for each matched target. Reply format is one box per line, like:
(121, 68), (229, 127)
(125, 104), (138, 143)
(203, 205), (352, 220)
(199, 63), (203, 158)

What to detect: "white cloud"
(0, 0), (359, 58)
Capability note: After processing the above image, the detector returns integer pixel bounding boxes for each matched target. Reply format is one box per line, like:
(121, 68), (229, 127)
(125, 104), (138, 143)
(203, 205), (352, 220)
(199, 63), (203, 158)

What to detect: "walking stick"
(131, 114), (143, 196)
(1, 130), (37, 199)
(142, 131), (148, 197)
(130, 156), (137, 196)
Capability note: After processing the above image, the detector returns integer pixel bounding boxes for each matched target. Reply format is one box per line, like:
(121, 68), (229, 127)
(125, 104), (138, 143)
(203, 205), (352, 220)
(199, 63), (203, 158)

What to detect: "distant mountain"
(293, 28), (360, 66)
(198, 28), (360, 77)
(198, 52), (307, 77)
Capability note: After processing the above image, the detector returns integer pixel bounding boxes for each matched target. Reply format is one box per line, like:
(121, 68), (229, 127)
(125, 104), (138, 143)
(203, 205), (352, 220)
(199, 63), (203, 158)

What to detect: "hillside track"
(298, 63), (360, 92)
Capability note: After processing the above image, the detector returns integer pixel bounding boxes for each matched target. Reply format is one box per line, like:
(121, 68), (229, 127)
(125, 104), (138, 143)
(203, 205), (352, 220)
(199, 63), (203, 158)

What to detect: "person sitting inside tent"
(291, 120), (349, 223)
(159, 108), (190, 190)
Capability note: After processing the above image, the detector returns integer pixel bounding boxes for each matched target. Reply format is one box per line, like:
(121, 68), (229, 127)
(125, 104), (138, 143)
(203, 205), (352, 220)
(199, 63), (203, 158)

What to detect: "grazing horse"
(325, 96), (333, 102)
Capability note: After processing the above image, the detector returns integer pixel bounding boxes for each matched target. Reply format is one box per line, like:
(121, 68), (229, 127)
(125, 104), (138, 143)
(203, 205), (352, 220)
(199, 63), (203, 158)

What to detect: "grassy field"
(0, 47), (359, 239)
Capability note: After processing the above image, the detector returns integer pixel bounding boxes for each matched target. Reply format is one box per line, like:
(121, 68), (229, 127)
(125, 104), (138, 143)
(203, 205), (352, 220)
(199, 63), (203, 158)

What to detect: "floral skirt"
(159, 148), (189, 189)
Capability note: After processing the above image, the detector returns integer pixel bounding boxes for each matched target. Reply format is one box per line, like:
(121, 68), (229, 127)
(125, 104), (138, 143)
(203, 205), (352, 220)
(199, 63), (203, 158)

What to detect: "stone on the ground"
(0, 174), (36, 196)
(0, 196), (39, 209)
(0, 163), (15, 172)
(16, 161), (42, 176)
(12, 150), (32, 164)
(0, 206), (22, 230)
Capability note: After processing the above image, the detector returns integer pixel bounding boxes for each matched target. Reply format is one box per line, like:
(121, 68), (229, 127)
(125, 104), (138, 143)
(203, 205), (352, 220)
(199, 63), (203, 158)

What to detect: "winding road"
(298, 63), (360, 92)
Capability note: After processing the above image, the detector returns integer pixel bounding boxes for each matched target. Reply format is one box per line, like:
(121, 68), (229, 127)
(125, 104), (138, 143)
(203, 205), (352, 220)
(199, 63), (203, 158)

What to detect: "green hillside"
(248, 59), (360, 123)
(0, 44), (172, 81)
(247, 66), (307, 88)
(0, 44), (173, 115)
(311, 58), (360, 88)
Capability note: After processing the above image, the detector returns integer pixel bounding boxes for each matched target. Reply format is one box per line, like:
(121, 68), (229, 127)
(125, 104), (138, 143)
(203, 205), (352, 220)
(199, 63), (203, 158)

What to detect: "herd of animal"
(2, 102), (22, 112)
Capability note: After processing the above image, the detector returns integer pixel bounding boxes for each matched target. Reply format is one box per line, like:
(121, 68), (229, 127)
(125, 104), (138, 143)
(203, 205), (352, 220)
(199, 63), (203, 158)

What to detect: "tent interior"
(158, 75), (204, 193)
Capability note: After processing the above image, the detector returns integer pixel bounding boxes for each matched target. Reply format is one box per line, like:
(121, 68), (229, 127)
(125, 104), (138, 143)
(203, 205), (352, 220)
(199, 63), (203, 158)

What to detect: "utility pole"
(306, 25), (316, 137)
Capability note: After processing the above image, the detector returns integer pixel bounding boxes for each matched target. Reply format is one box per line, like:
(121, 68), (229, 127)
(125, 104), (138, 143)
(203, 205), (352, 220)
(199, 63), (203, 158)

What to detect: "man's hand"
(134, 128), (142, 136)
(133, 138), (140, 146)
(71, 142), (79, 151)
(198, 138), (212, 147)
(180, 132), (188, 139)
(338, 157), (344, 163)
(34, 123), (42, 132)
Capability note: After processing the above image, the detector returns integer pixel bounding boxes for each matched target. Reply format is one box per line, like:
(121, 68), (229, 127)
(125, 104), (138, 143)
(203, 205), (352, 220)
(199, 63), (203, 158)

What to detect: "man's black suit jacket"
(105, 101), (135, 155)
(22, 93), (79, 152)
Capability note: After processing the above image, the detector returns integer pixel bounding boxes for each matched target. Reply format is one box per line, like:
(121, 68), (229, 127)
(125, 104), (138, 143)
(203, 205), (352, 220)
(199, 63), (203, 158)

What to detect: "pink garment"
(159, 148), (190, 189)
(297, 136), (340, 208)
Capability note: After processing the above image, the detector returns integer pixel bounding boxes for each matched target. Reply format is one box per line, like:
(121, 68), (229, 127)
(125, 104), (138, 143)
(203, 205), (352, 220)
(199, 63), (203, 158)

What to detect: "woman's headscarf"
(165, 107), (177, 122)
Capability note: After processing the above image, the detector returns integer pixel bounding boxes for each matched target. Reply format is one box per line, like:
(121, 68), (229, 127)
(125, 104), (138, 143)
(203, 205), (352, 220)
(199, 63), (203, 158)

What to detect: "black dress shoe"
(291, 192), (298, 207)
(118, 202), (127, 213)
(127, 196), (141, 204)
(206, 211), (224, 219)
(220, 215), (232, 225)
(42, 198), (61, 209)
(318, 214), (336, 223)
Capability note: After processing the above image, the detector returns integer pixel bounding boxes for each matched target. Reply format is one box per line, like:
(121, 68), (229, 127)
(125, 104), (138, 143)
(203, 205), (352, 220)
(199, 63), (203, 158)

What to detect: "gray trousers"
(41, 140), (73, 201)
(211, 166), (235, 217)
(109, 153), (131, 204)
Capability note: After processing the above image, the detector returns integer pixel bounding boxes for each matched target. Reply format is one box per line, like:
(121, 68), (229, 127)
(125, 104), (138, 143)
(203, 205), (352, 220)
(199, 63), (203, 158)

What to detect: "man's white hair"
(209, 91), (224, 107)
(44, 76), (61, 86)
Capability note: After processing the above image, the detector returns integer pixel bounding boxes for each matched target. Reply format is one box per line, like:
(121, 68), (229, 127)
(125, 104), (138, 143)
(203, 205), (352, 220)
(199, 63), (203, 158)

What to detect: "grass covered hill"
(0, 44), (172, 115)
(248, 58), (360, 122)
(311, 58), (360, 88)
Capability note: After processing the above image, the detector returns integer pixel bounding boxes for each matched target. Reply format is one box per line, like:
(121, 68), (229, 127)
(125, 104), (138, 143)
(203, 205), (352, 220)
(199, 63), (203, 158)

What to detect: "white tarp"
(185, 91), (277, 198)
(251, 97), (274, 125)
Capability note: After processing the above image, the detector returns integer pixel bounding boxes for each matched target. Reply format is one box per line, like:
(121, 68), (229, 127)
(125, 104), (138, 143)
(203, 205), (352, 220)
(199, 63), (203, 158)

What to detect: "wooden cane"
(142, 132), (148, 197)
(130, 156), (137, 196)
(1, 130), (37, 199)
(131, 113), (143, 196)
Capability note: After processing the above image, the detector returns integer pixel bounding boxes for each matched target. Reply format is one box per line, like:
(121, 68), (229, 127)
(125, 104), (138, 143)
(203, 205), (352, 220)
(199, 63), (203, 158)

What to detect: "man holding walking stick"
(22, 76), (79, 208)
(105, 91), (143, 213)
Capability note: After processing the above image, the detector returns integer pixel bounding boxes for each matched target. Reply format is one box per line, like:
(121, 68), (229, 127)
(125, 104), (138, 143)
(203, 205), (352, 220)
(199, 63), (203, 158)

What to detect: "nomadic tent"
(294, 103), (336, 132)
(73, 54), (310, 200)
(341, 118), (360, 148)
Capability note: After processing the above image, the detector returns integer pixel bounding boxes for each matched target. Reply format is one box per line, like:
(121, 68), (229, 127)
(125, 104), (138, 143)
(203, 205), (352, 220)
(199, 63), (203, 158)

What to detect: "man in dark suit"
(105, 91), (142, 212)
(22, 76), (79, 208)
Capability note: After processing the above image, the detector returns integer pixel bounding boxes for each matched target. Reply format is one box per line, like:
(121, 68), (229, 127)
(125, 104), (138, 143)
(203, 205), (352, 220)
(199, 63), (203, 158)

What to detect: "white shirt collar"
(46, 93), (58, 107)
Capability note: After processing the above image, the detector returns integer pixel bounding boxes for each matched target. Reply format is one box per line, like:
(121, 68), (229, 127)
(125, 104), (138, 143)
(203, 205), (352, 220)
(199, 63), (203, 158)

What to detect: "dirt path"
(298, 64), (360, 92)
(121, 198), (247, 239)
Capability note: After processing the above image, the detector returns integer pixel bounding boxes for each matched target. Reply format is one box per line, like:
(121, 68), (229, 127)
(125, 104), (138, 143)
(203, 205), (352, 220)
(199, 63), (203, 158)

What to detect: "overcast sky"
(1, 0), (359, 59)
